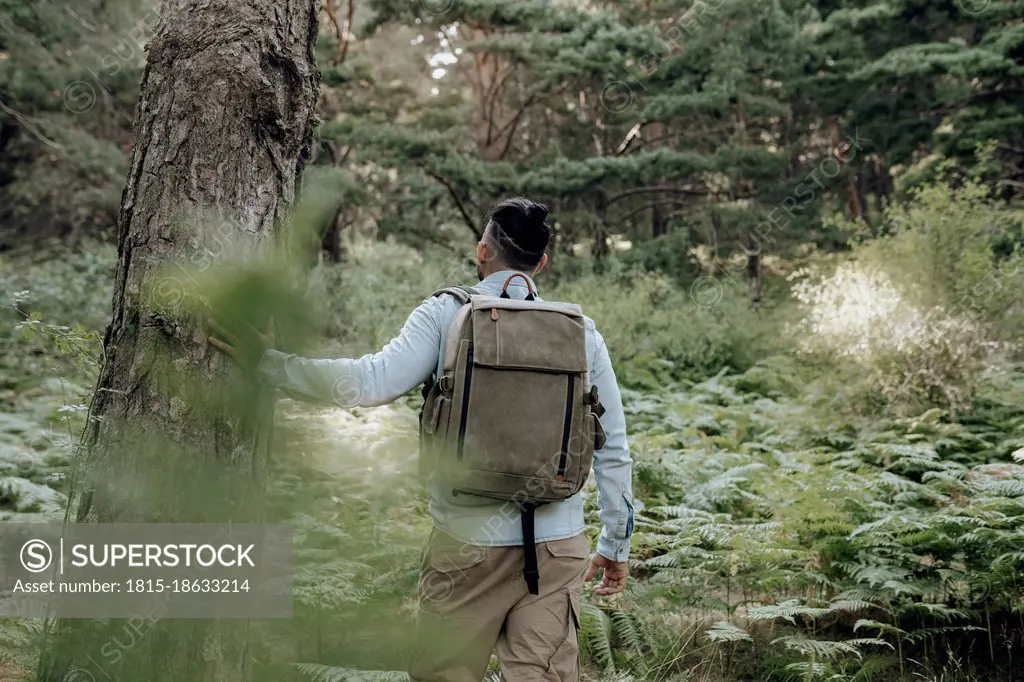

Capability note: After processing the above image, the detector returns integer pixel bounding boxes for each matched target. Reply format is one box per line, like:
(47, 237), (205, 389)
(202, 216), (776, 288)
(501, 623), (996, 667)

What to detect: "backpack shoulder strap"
(430, 285), (479, 306)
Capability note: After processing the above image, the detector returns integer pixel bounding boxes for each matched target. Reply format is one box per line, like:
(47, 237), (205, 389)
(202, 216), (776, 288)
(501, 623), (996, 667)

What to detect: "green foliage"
(859, 176), (1024, 322)
(623, 361), (1024, 680)
(0, 0), (146, 247)
(790, 177), (1024, 417)
(549, 269), (772, 388)
(303, 241), (468, 357)
(0, 240), (111, 524)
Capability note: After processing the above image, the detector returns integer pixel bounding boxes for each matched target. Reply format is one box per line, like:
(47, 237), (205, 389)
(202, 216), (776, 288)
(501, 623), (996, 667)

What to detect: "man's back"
(418, 271), (633, 563)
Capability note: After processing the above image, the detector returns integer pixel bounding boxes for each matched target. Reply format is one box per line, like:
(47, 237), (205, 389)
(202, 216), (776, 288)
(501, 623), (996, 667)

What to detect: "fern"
(747, 600), (832, 625)
(295, 664), (409, 681)
(704, 620), (753, 643)
(609, 610), (647, 652)
(771, 634), (889, 659)
(828, 599), (878, 614)
(579, 600), (615, 672)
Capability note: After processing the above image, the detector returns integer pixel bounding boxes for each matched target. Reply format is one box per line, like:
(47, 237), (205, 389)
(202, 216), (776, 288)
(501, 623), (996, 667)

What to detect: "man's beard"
(476, 261), (484, 281)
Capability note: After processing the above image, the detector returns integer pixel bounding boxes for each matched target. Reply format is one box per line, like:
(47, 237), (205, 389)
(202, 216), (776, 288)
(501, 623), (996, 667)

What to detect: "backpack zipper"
(455, 345), (474, 461)
(556, 375), (575, 479)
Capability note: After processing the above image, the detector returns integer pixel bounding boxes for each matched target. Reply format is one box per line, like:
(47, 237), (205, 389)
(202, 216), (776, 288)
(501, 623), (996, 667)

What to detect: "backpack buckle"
(438, 375), (455, 392)
(584, 385), (606, 417)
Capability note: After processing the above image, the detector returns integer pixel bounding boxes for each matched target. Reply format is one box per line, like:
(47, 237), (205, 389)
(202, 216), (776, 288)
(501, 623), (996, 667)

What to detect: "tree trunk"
(745, 230), (763, 309)
(37, 1), (320, 680)
(322, 205), (344, 263)
(648, 122), (669, 238)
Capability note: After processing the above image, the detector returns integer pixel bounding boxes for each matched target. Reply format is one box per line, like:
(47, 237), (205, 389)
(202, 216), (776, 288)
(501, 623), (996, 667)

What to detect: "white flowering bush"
(790, 260), (996, 416)
(790, 263), (926, 361)
(787, 177), (1023, 416)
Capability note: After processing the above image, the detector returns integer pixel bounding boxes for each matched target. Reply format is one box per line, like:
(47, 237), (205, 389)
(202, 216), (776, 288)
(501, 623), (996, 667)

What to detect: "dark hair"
(485, 197), (551, 271)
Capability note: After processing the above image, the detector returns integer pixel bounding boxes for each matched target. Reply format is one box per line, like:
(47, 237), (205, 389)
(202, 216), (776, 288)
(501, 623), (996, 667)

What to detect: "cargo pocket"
(544, 534), (590, 587)
(543, 535), (590, 562)
(545, 590), (582, 680)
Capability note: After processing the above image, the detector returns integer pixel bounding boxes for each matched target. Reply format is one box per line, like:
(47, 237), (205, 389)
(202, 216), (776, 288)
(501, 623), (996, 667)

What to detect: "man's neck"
(481, 267), (533, 279)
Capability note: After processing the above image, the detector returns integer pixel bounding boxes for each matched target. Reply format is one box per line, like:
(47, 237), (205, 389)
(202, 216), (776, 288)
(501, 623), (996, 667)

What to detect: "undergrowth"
(262, 359), (1024, 682)
(2, 237), (1024, 681)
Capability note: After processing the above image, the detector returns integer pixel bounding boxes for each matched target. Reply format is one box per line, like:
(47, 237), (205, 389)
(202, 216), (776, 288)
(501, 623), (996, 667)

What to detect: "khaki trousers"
(408, 528), (589, 682)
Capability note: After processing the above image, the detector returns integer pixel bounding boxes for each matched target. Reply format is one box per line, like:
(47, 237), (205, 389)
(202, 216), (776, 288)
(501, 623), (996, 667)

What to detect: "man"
(209, 197), (633, 681)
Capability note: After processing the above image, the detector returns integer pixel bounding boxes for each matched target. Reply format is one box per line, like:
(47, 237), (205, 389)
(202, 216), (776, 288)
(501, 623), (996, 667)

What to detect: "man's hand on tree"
(585, 553), (628, 596)
(207, 317), (274, 371)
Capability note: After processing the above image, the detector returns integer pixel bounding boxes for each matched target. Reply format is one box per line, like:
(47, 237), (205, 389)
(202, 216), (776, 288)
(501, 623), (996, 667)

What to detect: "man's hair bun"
(525, 202), (550, 231)
(486, 197), (552, 270)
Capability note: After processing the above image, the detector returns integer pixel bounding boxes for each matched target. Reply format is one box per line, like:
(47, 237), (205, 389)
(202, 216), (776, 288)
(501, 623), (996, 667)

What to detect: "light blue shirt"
(256, 270), (634, 561)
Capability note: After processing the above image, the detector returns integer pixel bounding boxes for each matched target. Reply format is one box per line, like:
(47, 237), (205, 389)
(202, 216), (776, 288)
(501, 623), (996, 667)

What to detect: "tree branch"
(424, 169), (481, 239)
(606, 185), (707, 205)
(338, 0), (355, 65)
(496, 92), (537, 160)
(322, 1), (345, 64)
(0, 100), (64, 151)
(615, 199), (693, 224)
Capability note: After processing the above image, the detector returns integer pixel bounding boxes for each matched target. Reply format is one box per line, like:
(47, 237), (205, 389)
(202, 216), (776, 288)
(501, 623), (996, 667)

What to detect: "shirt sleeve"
(589, 329), (634, 563)
(255, 296), (445, 408)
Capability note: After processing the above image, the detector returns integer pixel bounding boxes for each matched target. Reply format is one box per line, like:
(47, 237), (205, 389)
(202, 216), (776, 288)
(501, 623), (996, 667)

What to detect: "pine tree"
(35, 1), (320, 679)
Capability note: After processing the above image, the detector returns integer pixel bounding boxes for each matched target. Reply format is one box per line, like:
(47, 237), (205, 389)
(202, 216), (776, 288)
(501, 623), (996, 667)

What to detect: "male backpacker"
(418, 274), (608, 598)
(209, 197), (634, 682)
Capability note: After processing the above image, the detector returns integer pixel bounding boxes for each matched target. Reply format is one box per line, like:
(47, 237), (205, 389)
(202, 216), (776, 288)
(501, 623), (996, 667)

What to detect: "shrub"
(0, 239), (113, 388)
(789, 179), (1024, 417)
(857, 179), (1024, 331)
(548, 269), (772, 388)
(303, 240), (472, 357)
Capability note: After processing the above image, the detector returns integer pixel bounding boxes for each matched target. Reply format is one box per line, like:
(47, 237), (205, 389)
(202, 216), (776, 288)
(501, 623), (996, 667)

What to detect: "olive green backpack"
(418, 273), (606, 594)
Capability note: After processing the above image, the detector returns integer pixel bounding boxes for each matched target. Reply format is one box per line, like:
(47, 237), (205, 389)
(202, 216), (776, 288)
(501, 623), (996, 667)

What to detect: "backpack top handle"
(499, 272), (536, 301)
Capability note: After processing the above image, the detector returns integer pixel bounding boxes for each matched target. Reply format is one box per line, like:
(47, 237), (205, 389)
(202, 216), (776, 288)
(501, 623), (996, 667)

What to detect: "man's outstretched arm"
(247, 297), (445, 408)
(584, 329), (634, 595)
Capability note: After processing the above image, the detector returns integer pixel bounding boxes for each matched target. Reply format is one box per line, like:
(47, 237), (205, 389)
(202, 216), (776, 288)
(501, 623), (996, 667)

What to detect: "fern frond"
(578, 601), (614, 672)
(828, 599), (877, 614)
(901, 625), (986, 644)
(851, 655), (900, 681)
(294, 663), (409, 681)
(771, 635), (866, 660)
(609, 610), (646, 652)
(747, 600), (831, 625)
(704, 620), (753, 643)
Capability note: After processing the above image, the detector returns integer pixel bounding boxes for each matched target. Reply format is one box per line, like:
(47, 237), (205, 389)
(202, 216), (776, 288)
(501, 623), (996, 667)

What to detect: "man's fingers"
(598, 577), (626, 593)
(207, 336), (235, 357)
(584, 561), (600, 582)
(206, 318), (239, 346)
(246, 320), (270, 340)
(592, 564), (628, 596)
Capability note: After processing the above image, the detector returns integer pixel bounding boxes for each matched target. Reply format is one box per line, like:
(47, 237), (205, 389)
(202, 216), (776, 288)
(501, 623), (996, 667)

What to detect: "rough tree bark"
(37, 1), (320, 680)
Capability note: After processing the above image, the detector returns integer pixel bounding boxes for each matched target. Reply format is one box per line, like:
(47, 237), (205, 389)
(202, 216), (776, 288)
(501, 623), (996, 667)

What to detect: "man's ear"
(477, 241), (488, 263)
(533, 253), (548, 275)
